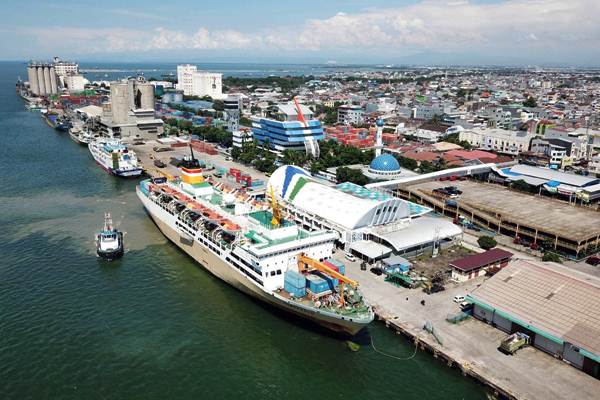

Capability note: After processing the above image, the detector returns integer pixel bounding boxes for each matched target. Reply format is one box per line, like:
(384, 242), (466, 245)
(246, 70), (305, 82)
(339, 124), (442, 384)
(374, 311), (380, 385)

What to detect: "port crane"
(269, 186), (282, 227)
(297, 254), (359, 306)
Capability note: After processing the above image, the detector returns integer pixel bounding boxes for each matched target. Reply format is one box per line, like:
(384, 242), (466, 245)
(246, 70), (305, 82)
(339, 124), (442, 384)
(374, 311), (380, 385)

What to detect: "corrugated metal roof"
(449, 248), (513, 272)
(509, 164), (599, 187)
(469, 260), (600, 359)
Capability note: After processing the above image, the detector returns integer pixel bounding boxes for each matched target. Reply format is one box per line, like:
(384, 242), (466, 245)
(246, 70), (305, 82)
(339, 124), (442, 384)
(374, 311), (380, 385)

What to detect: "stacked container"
(284, 270), (306, 298)
(325, 259), (346, 275)
(305, 274), (331, 294)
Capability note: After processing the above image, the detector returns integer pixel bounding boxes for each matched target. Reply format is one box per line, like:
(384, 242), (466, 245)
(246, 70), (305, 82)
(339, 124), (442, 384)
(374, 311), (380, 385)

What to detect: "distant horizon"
(3, 59), (600, 70)
(3, 1), (600, 67)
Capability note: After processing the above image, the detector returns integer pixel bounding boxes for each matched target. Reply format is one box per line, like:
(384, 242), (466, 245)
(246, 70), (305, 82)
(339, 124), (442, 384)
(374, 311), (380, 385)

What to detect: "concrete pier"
(339, 258), (600, 399)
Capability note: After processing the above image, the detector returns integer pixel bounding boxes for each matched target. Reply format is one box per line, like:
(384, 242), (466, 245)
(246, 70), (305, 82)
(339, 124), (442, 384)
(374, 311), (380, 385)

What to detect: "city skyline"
(2, 0), (600, 66)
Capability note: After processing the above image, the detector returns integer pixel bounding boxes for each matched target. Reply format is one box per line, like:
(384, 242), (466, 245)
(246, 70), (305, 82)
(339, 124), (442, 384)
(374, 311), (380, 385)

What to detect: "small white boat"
(96, 213), (124, 261)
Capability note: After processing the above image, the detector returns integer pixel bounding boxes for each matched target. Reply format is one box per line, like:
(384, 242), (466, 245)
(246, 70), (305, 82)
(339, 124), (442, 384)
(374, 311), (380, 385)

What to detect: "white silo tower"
(375, 118), (384, 157)
(43, 66), (52, 95)
(37, 66), (47, 95)
(137, 83), (155, 110)
(49, 66), (58, 94)
(27, 65), (39, 95)
(110, 82), (131, 124)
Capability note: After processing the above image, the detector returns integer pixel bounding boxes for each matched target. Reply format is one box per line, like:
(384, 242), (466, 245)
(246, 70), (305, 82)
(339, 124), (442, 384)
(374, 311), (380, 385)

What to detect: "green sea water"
(0, 61), (487, 399)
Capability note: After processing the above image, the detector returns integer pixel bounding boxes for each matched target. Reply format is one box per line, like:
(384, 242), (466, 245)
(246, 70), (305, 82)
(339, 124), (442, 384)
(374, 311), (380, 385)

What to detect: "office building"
(176, 64), (223, 99)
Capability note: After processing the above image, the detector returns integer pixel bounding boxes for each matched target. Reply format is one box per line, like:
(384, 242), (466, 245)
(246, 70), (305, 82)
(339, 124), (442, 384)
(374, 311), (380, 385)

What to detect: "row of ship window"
(227, 254), (263, 286)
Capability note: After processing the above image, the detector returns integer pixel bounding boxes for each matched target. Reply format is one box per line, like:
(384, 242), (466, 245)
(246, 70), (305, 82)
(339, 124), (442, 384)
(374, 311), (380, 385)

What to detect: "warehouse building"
(468, 260), (600, 379)
(449, 248), (513, 282)
(268, 165), (463, 259)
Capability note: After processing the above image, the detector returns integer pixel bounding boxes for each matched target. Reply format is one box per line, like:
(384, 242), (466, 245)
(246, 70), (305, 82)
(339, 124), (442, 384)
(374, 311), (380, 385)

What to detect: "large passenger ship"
(136, 159), (373, 336)
(89, 139), (143, 177)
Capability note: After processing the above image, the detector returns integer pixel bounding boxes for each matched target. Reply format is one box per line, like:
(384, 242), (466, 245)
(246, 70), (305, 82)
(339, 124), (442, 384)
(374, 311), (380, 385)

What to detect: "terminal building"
(468, 260), (600, 379)
(268, 165), (462, 261)
(251, 104), (324, 153)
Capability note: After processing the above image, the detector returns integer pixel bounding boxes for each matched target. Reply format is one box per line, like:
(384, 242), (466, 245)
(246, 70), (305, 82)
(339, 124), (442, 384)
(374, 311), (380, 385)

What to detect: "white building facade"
(176, 64), (223, 99)
(459, 128), (533, 155)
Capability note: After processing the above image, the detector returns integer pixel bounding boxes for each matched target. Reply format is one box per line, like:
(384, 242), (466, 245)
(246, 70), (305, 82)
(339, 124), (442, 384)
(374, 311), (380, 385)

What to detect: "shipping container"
(313, 272), (339, 290)
(284, 281), (306, 298)
(284, 270), (306, 288)
(326, 259), (346, 275)
(305, 275), (331, 293)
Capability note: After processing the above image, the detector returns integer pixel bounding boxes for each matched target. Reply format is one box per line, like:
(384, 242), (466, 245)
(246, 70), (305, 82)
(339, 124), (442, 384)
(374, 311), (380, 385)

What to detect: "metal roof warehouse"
(467, 260), (600, 378)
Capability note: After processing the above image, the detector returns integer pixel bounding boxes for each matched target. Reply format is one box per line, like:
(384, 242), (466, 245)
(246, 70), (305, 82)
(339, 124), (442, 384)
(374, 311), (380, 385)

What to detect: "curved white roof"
(268, 165), (410, 230)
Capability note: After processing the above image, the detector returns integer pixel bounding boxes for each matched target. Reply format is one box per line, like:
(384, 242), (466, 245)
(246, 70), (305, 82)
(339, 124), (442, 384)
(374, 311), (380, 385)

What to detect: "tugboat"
(96, 213), (124, 260)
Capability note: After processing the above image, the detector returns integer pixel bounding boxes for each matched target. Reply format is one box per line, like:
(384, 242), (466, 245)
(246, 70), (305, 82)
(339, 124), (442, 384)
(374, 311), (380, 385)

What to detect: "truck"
(500, 332), (530, 355)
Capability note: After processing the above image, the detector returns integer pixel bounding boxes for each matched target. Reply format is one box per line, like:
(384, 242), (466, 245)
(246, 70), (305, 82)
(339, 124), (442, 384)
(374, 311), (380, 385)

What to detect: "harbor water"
(0, 61), (487, 399)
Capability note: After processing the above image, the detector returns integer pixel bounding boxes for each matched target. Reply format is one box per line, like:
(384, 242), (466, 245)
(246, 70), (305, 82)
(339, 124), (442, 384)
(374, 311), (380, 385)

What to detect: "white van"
(344, 253), (357, 262)
(453, 295), (466, 303)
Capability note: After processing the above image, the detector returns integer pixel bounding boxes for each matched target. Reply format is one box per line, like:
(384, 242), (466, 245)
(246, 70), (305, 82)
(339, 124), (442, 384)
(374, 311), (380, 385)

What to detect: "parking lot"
(411, 180), (600, 244)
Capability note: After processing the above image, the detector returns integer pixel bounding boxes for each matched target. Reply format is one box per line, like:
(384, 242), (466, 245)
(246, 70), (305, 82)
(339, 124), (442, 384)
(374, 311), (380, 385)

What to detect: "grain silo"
(137, 83), (155, 110)
(49, 66), (58, 94)
(27, 65), (39, 95)
(110, 82), (131, 124)
(37, 66), (47, 95)
(43, 66), (52, 95)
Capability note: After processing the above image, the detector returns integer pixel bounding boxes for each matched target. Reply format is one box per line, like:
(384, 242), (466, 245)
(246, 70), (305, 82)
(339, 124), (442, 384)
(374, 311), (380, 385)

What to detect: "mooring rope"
(370, 334), (419, 361)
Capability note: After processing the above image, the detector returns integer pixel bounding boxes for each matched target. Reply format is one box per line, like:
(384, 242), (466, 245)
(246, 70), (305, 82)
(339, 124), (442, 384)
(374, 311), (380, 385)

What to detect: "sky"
(2, 0), (600, 66)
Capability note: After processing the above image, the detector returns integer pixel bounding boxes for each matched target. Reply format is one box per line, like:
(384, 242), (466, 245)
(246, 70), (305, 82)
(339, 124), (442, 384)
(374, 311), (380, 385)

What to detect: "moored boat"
(89, 139), (143, 177)
(136, 162), (374, 336)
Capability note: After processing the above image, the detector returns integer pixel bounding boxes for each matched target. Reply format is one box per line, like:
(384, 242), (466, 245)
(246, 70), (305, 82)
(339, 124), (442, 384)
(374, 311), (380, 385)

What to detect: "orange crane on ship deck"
(297, 254), (359, 306)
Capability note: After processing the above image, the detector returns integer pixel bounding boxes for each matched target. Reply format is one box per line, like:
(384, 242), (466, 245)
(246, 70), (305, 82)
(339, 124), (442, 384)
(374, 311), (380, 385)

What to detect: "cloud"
(19, 0), (600, 61)
(110, 9), (167, 21)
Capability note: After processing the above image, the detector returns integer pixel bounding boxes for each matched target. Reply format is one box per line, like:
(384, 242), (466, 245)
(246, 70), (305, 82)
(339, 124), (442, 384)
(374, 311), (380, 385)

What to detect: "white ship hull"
(137, 186), (372, 336)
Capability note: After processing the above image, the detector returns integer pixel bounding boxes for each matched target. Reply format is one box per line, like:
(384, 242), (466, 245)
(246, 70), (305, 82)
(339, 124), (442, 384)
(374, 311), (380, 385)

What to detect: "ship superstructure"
(137, 163), (373, 335)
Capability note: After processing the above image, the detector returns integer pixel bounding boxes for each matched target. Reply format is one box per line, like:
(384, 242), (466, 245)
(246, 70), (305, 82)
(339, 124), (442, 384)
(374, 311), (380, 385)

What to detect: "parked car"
(586, 256), (600, 266)
(344, 253), (357, 262)
(154, 159), (166, 168)
(460, 301), (473, 311)
(453, 295), (466, 303)
(370, 267), (383, 276)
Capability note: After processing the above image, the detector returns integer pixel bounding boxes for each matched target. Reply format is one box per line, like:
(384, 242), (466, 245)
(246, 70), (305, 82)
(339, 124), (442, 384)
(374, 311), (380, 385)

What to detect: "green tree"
(477, 235), (497, 250)
(336, 167), (368, 185)
(523, 96), (537, 108)
(396, 156), (418, 171)
(542, 252), (561, 263)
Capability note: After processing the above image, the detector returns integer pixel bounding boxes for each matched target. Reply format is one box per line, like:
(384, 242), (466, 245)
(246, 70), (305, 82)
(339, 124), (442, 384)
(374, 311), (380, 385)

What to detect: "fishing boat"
(137, 156), (373, 336)
(96, 213), (124, 260)
(69, 126), (93, 145)
(55, 116), (72, 132)
(89, 138), (143, 177)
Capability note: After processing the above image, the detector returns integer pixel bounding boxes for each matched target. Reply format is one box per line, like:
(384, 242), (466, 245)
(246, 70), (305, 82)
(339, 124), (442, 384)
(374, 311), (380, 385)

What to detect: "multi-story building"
(337, 105), (365, 125)
(52, 57), (78, 77)
(252, 103), (324, 152)
(176, 64), (223, 99)
(459, 127), (532, 155)
(64, 74), (86, 92)
(232, 129), (253, 148)
(529, 138), (572, 168)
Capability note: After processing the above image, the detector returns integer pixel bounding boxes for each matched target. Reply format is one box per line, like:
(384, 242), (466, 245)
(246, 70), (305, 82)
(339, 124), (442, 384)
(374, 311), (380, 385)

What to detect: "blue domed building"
(365, 153), (402, 180)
